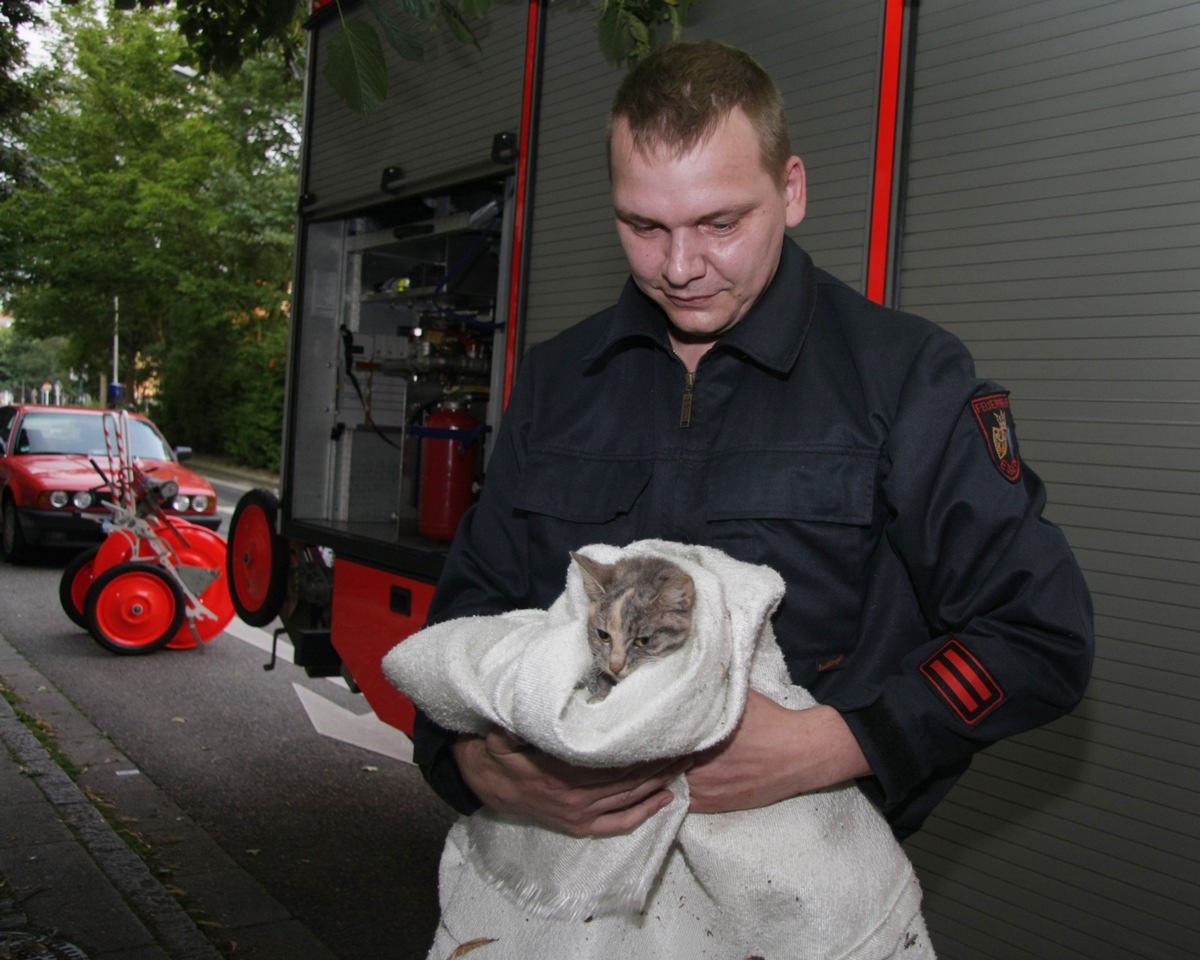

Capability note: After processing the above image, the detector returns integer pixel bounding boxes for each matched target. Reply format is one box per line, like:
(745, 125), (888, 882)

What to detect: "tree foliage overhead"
(0, 0), (43, 195)
(117, 0), (305, 75)
(0, 0), (298, 466)
(115, 0), (697, 117)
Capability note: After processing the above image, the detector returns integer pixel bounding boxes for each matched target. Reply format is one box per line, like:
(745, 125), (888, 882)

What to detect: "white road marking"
(221, 618), (415, 764)
(292, 683), (415, 764)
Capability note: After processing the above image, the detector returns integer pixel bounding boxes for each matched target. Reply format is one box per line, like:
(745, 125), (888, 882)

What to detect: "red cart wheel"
(60, 546), (102, 629)
(226, 489), (288, 627)
(84, 561), (186, 655)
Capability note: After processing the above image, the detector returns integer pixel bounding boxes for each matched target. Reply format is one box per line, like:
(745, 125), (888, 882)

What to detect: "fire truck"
(225, 3), (1198, 955)
(222, 0), (1194, 751)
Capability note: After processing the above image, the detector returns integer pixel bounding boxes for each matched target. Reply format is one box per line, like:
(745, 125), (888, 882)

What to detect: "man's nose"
(664, 230), (705, 286)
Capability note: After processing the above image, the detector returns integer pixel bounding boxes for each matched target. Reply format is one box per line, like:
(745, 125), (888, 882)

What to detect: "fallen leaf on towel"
(447, 938), (498, 958)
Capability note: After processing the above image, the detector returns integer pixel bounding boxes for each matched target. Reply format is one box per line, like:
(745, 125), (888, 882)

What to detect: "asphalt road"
(0, 474), (456, 959)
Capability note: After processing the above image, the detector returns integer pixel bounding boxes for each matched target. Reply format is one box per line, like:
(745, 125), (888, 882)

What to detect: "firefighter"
(414, 40), (1093, 843)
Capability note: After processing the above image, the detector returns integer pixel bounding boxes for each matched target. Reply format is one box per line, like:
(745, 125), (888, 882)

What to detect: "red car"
(0, 404), (220, 562)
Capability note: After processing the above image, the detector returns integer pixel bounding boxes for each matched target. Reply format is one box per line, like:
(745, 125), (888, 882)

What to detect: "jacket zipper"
(679, 370), (696, 428)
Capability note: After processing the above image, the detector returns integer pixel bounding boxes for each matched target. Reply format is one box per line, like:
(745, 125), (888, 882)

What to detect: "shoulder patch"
(970, 392), (1021, 482)
(920, 639), (1005, 725)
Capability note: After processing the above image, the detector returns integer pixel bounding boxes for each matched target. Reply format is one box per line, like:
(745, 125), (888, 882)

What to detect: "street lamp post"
(109, 295), (122, 407)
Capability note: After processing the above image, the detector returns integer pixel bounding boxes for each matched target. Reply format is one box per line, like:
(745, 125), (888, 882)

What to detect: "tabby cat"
(572, 552), (696, 701)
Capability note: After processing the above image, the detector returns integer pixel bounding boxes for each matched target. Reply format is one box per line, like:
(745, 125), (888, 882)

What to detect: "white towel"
(383, 540), (934, 959)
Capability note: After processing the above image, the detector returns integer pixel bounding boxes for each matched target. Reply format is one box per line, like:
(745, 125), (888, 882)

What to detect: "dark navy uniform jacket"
(414, 239), (1094, 837)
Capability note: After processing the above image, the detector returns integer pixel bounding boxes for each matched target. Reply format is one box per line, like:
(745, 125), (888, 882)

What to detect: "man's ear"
(783, 156), (807, 228)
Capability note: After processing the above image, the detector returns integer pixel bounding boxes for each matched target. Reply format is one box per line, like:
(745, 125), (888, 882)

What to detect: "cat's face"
(573, 553), (695, 686)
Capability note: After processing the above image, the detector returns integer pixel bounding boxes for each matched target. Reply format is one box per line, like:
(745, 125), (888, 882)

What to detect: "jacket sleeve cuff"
(412, 710), (482, 817)
(840, 697), (927, 810)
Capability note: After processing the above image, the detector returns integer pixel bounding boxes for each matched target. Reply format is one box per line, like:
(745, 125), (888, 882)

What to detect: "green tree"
(0, 324), (71, 402)
(0, 0), (297, 467)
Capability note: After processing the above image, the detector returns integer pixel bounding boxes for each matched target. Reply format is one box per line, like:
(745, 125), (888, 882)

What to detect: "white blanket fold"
(383, 540), (933, 960)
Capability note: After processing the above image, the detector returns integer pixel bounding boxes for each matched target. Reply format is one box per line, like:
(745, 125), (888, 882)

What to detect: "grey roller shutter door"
(898, 2), (1200, 958)
(303, 4), (529, 217)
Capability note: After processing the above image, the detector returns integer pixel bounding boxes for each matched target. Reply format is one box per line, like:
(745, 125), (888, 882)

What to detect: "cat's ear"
(659, 573), (695, 612)
(572, 552), (610, 599)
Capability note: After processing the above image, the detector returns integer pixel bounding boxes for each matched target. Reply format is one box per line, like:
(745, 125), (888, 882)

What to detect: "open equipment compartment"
(286, 176), (513, 566)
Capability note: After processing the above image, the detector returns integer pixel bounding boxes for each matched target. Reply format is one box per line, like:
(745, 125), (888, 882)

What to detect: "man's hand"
(452, 727), (692, 837)
(685, 692), (872, 814)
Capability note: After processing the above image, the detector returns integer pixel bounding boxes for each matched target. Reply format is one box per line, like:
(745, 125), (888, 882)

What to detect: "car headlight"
(48, 490), (70, 509)
(190, 495), (211, 513)
(72, 491), (95, 509)
(170, 495), (192, 512)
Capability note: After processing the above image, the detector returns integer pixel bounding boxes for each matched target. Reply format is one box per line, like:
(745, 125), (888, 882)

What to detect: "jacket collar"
(581, 238), (816, 373)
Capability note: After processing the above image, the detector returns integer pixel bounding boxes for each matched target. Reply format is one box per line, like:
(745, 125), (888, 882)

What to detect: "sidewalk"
(0, 632), (335, 960)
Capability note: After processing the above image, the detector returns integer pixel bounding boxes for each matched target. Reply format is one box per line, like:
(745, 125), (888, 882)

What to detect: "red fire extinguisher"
(418, 400), (481, 542)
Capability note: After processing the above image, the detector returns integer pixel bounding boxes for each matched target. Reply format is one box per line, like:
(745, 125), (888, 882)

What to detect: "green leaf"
(440, 1), (480, 48)
(628, 15), (651, 48)
(366, 0), (426, 62)
(597, 3), (632, 64)
(323, 19), (388, 117)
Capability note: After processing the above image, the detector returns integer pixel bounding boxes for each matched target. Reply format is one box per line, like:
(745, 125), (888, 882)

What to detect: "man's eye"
(708, 220), (737, 234)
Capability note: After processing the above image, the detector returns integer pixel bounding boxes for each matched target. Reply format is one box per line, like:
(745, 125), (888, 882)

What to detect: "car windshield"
(15, 412), (173, 460)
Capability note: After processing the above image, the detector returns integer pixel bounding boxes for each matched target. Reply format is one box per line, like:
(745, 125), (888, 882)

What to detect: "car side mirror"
(174, 446), (193, 462)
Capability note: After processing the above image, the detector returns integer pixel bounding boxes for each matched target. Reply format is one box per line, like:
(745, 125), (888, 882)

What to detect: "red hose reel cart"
(58, 411), (234, 655)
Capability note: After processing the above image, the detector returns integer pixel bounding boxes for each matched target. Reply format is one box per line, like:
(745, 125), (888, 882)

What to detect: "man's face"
(611, 108), (806, 359)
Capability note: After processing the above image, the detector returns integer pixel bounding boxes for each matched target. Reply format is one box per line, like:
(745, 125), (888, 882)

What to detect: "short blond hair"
(608, 41), (793, 185)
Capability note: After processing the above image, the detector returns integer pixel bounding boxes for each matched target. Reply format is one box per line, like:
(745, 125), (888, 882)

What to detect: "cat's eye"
(634, 637), (649, 647)
(596, 629), (611, 643)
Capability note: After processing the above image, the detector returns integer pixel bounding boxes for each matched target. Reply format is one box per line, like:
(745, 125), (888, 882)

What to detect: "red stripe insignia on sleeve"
(920, 639), (1005, 725)
(971, 392), (1021, 483)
